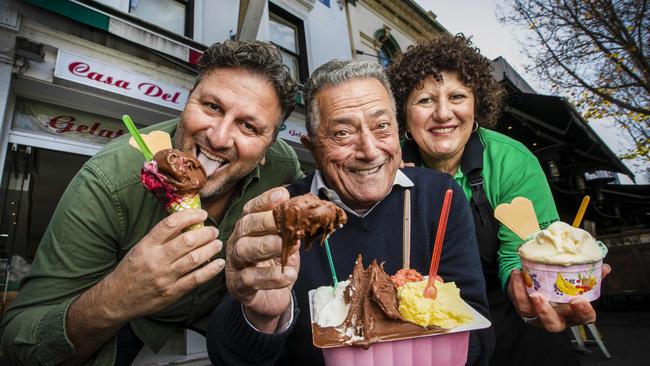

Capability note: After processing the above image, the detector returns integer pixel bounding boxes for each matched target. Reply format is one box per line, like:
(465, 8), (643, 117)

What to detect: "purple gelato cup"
(322, 331), (469, 366)
(520, 257), (603, 303)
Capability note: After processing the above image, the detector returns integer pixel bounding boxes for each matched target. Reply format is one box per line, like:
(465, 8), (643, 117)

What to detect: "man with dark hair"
(0, 40), (302, 366)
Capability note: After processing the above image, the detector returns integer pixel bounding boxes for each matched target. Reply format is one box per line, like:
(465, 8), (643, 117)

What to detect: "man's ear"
(260, 156), (266, 166)
(300, 134), (314, 153)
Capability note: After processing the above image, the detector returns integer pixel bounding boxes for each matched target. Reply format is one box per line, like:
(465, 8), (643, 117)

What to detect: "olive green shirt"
(0, 119), (303, 366)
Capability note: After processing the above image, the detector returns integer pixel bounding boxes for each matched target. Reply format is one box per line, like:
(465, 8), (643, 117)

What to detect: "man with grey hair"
(207, 59), (494, 365)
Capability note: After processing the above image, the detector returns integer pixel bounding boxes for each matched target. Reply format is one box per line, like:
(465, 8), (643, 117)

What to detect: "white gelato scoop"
(518, 221), (606, 265)
(312, 280), (350, 327)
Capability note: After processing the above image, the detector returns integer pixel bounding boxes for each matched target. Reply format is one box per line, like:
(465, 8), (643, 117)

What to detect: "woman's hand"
(508, 264), (611, 331)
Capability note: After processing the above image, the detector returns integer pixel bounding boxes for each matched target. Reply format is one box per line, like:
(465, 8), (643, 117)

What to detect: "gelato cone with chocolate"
(273, 193), (347, 271)
(141, 148), (207, 230)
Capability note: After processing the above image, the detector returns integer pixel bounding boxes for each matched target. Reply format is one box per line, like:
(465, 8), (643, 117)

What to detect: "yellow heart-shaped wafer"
(129, 130), (172, 156)
(494, 197), (540, 240)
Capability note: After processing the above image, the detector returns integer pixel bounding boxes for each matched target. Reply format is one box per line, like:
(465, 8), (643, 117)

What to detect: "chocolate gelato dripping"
(313, 255), (443, 349)
(273, 193), (347, 271)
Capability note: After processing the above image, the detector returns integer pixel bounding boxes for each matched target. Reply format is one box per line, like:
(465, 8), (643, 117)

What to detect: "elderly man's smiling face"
(302, 78), (401, 212)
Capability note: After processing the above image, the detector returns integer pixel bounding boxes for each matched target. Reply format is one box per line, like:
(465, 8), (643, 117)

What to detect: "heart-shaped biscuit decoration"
(129, 130), (172, 156)
(494, 197), (540, 240)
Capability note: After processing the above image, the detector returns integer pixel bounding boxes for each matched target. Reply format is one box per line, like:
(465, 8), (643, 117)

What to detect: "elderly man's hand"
(226, 187), (300, 333)
(509, 264), (611, 332)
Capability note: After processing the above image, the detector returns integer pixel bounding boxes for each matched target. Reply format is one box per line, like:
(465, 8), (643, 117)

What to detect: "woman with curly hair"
(389, 34), (596, 365)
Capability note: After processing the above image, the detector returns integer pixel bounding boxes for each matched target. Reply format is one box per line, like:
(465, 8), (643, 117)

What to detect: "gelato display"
(518, 221), (608, 302)
(311, 255), (475, 349)
(141, 148), (207, 231)
(273, 193), (347, 270)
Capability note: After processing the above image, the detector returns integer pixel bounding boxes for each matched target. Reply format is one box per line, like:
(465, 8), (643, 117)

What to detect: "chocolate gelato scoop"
(141, 149), (206, 208)
(314, 254), (443, 349)
(273, 193), (347, 271)
(153, 149), (207, 195)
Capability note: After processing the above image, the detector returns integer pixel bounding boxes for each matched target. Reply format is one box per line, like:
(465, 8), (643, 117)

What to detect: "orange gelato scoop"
(390, 269), (424, 288)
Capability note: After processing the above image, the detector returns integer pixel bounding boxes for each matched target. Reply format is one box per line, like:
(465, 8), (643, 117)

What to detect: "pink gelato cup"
(520, 257), (603, 303)
(321, 331), (469, 366)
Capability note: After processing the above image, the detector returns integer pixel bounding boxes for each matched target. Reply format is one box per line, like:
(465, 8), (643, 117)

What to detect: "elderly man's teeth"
(350, 166), (380, 175)
(198, 150), (227, 176)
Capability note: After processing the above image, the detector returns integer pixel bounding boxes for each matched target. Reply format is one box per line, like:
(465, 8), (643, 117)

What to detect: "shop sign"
(12, 98), (129, 145)
(277, 119), (308, 144)
(54, 50), (189, 111)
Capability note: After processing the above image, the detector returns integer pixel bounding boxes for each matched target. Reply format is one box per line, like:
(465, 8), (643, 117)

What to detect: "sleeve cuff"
(241, 297), (294, 334)
(208, 294), (300, 363)
(35, 296), (78, 365)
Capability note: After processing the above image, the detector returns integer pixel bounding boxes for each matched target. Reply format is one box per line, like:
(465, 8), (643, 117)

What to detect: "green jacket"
(402, 127), (559, 290)
(0, 119), (303, 365)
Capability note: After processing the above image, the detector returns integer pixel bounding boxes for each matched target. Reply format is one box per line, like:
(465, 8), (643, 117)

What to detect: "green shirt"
(0, 119), (303, 366)
(403, 128), (559, 290)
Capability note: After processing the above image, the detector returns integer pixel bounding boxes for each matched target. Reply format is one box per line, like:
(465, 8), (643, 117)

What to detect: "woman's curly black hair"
(388, 34), (505, 131)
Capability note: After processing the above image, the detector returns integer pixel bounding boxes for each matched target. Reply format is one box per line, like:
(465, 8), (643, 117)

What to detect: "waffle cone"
(167, 193), (204, 231)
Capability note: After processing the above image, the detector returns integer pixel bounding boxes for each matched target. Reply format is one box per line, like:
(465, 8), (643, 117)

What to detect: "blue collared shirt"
(309, 169), (414, 218)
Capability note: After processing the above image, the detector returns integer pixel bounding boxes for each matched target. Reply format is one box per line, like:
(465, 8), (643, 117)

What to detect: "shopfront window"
(94, 0), (191, 37)
(269, 3), (308, 82)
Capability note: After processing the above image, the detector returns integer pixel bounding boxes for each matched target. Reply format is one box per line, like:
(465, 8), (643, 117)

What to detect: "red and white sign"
(12, 98), (129, 145)
(277, 119), (308, 144)
(54, 50), (189, 111)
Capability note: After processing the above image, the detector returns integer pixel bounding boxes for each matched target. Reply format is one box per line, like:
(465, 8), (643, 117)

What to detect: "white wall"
(194, 1), (351, 72)
(195, 0), (240, 44)
(347, 1), (418, 61)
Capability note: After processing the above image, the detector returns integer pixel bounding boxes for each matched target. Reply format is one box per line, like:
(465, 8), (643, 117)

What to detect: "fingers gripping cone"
(168, 193), (204, 231)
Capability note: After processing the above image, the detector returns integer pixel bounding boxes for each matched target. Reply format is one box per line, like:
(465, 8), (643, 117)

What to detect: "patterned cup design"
(520, 257), (602, 303)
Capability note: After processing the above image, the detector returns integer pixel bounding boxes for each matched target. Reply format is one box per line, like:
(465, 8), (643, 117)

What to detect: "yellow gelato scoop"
(397, 280), (474, 329)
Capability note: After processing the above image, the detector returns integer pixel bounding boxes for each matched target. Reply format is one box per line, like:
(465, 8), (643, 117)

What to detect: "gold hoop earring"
(472, 121), (479, 133)
(404, 131), (414, 141)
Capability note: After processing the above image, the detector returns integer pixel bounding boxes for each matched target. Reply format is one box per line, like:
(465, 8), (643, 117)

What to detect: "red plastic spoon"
(423, 189), (453, 299)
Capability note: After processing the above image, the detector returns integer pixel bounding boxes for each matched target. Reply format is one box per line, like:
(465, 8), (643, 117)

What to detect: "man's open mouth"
(197, 147), (229, 176)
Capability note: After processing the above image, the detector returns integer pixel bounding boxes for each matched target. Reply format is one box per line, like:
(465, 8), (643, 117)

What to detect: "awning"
(500, 92), (634, 179)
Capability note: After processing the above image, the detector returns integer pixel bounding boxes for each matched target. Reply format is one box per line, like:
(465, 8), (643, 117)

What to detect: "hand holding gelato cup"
(518, 221), (608, 302)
